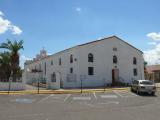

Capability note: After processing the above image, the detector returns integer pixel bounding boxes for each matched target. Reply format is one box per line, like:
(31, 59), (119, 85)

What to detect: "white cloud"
(143, 43), (160, 65)
(0, 10), (22, 35)
(147, 32), (160, 41)
(75, 7), (82, 13)
(0, 17), (10, 34)
(147, 42), (157, 45)
(0, 11), (4, 16)
(11, 25), (22, 35)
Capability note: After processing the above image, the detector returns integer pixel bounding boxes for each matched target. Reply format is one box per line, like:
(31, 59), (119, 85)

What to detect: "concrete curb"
(0, 87), (130, 95)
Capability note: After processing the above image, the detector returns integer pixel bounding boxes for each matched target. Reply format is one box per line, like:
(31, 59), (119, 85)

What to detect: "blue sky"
(0, 0), (160, 67)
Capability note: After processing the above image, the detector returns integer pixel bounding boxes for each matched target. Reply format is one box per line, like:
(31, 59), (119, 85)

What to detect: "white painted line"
(63, 94), (71, 102)
(73, 97), (91, 100)
(84, 102), (94, 107)
(117, 90), (138, 97)
(98, 101), (119, 105)
(101, 95), (118, 98)
(126, 91), (138, 97)
(38, 94), (54, 103)
(113, 90), (123, 97)
(93, 92), (97, 100)
(9, 113), (44, 118)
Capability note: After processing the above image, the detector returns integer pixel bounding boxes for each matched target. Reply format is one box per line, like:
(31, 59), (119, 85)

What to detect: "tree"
(144, 61), (148, 70)
(0, 40), (24, 81)
(0, 52), (11, 82)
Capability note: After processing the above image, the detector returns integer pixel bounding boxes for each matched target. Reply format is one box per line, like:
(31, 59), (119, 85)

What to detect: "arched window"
(113, 55), (118, 64)
(59, 58), (61, 65)
(70, 67), (73, 73)
(88, 53), (94, 62)
(51, 72), (56, 82)
(133, 57), (137, 65)
(44, 62), (46, 75)
(70, 55), (73, 63)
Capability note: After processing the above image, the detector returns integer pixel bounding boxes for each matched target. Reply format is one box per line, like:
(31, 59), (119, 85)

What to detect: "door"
(112, 69), (119, 86)
(55, 72), (61, 89)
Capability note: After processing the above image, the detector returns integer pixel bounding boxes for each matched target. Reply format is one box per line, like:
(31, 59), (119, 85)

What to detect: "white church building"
(23, 36), (144, 89)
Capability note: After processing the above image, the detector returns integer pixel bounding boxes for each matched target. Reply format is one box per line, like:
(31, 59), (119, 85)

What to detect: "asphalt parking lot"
(0, 90), (160, 120)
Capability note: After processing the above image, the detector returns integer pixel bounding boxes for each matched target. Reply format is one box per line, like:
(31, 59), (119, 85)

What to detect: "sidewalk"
(0, 87), (130, 95)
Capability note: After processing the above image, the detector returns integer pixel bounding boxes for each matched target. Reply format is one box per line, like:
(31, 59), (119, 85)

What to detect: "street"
(0, 90), (160, 120)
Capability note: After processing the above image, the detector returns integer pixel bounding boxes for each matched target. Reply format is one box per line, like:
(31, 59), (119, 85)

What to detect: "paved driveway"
(0, 90), (160, 120)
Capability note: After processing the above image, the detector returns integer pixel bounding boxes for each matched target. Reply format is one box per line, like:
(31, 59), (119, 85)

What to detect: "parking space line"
(38, 94), (54, 103)
(113, 90), (123, 97)
(98, 101), (119, 105)
(93, 92), (97, 100)
(126, 91), (138, 97)
(83, 102), (94, 107)
(63, 94), (71, 102)
(8, 113), (44, 118)
(73, 97), (91, 100)
(113, 90), (138, 97)
(100, 95), (118, 98)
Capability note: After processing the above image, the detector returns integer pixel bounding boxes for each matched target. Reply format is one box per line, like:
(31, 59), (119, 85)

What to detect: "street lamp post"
(80, 75), (83, 93)
(80, 75), (86, 94)
(37, 78), (40, 94)
(81, 79), (83, 93)
(103, 78), (106, 92)
(8, 72), (13, 94)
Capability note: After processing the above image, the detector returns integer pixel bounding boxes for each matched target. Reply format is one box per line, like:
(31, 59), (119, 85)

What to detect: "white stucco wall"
(76, 37), (144, 88)
(0, 82), (26, 91)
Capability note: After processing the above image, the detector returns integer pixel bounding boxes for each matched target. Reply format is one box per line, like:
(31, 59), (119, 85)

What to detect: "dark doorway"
(112, 69), (119, 86)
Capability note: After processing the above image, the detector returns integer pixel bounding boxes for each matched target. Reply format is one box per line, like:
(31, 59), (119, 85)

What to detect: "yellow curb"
(0, 87), (130, 95)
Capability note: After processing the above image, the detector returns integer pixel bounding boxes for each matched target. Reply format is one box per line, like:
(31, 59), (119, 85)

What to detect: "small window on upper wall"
(70, 55), (73, 63)
(113, 47), (117, 51)
(113, 55), (118, 64)
(88, 53), (94, 62)
(133, 57), (137, 65)
(133, 68), (138, 76)
(59, 58), (61, 65)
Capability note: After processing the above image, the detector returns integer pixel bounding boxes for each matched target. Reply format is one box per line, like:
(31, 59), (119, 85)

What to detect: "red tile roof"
(146, 65), (160, 73)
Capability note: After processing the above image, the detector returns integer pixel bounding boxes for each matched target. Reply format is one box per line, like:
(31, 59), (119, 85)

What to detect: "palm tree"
(0, 40), (24, 81)
(0, 52), (11, 82)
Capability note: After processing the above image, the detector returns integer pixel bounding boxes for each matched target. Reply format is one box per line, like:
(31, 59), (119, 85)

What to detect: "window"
(133, 68), (138, 76)
(88, 67), (94, 75)
(133, 57), (137, 65)
(59, 58), (61, 65)
(88, 53), (94, 62)
(113, 55), (118, 64)
(70, 55), (73, 63)
(113, 47), (117, 51)
(51, 60), (53, 65)
(44, 62), (46, 75)
(39, 64), (41, 70)
(51, 72), (56, 82)
(70, 67), (73, 73)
